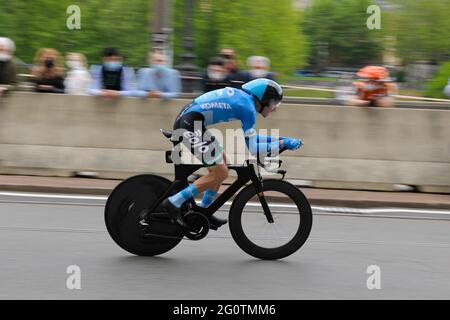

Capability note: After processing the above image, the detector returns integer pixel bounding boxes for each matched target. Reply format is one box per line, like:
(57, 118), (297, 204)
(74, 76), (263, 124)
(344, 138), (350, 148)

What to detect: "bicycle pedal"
(208, 215), (228, 230)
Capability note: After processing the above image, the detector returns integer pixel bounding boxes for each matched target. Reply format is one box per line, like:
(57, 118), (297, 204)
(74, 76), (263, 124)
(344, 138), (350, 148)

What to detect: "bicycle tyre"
(105, 174), (183, 256)
(229, 179), (312, 260)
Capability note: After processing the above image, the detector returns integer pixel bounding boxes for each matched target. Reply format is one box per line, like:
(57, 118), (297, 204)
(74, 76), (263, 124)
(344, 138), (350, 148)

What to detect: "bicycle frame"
(146, 159), (274, 223)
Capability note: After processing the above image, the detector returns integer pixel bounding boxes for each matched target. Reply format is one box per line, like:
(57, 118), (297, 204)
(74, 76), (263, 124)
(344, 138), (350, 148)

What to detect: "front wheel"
(229, 179), (312, 260)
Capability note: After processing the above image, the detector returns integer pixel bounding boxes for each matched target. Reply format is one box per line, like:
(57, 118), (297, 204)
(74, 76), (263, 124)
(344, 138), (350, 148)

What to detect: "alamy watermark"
(367, 5), (381, 30)
(169, 120), (281, 172)
(66, 265), (81, 290)
(366, 265), (381, 290)
(66, 5), (81, 30)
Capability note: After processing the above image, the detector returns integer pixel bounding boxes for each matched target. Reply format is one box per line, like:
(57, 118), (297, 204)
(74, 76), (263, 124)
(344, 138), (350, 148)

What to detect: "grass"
(293, 76), (338, 82)
(280, 73), (337, 98)
(398, 89), (425, 97)
(283, 89), (334, 98)
(279, 74), (339, 83)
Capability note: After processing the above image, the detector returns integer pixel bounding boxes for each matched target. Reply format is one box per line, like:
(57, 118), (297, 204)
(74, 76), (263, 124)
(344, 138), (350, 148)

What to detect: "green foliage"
(0, 0), (151, 67)
(303, 0), (383, 68)
(283, 88), (333, 98)
(173, 0), (309, 74)
(2, 0), (450, 76)
(389, 0), (450, 64)
(425, 62), (450, 98)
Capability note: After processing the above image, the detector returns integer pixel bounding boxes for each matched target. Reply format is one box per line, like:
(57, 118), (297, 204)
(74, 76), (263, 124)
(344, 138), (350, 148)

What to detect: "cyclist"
(162, 78), (302, 229)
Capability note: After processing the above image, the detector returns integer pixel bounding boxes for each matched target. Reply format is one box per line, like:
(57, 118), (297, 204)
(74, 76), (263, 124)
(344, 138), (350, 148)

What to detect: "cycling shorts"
(173, 109), (224, 167)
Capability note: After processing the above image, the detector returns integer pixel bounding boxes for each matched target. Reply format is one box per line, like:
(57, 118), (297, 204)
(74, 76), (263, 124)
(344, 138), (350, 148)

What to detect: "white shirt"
(65, 69), (92, 95)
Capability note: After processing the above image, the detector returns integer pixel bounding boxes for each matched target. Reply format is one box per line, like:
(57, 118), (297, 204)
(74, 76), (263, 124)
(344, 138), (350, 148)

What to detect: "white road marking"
(1, 191), (450, 217)
(0, 191), (106, 200)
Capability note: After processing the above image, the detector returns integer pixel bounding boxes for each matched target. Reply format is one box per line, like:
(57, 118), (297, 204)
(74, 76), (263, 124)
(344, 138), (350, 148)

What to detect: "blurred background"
(0, 0), (450, 98)
(1, 1), (450, 300)
(0, 0), (449, 194)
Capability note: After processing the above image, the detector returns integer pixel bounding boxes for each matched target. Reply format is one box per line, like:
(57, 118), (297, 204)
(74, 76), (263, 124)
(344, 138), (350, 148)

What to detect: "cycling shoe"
(208, 215), (228, 230)
(161, 198), (188, 229)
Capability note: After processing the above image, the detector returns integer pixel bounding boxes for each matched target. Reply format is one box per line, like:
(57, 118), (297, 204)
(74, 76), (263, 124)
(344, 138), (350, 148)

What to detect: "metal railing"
(10, 73), (450, 109)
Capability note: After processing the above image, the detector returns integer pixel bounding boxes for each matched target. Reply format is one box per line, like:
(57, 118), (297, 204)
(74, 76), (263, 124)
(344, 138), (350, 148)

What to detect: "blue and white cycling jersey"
(180, 87), (256, 137)
(179, 87), (280, 155)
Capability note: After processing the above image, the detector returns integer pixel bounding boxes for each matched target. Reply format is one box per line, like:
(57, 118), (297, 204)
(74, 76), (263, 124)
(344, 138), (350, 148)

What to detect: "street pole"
(177, 0), (198, 93)
(151, 0), (173, 65)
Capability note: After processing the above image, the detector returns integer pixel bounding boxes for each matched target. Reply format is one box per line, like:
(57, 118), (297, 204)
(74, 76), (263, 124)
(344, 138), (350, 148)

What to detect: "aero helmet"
(242, 78), (283, 112)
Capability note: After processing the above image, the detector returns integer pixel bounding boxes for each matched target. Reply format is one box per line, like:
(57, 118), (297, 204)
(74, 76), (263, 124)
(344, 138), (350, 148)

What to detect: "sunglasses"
(264, 101), (280, 112)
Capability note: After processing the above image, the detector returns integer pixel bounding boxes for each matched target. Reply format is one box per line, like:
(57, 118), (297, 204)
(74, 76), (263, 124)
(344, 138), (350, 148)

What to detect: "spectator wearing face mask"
(136, 51), (181, 99)
(240, 56), (276, 83)
(219, 48), (241, 86)
(0, 37), (18, 96)
(64, 52), (92, 95)
(31, 48), (65, 94)
(88, 47), (136, 97)
(202, 57), (231, 93)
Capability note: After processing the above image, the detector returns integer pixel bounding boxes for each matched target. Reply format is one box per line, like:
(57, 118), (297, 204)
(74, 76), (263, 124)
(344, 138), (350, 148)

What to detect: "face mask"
(45, 58), (55, 69)
(104, 61), (122, 71)
(207, 70), (226, 81)
(0, 53), (11, 62)
(152, 64), (167, 73)
(67, 60), (83, 70)
(249, 69), (268, 78)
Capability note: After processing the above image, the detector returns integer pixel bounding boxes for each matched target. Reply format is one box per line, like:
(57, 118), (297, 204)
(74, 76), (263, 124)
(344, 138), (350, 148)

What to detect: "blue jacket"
(136, 67), (181, 99)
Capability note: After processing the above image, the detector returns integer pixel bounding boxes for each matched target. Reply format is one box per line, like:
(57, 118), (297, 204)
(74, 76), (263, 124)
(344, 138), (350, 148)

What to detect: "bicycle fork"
(251, 176), (274, 224)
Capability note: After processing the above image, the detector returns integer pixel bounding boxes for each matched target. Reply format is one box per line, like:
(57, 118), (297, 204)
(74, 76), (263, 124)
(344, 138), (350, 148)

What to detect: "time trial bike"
(104, 129), (312, 260)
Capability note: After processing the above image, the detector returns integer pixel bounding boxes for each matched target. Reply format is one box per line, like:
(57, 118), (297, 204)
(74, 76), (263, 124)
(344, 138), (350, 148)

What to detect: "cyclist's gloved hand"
(281, 137), (302, 150)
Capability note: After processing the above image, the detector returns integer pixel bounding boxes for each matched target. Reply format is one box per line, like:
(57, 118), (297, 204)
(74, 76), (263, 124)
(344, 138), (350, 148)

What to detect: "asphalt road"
(0, 192), (449, 300)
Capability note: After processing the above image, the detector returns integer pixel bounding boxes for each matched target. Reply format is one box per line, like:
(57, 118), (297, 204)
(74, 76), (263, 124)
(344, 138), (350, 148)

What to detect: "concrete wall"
(1, 92), (449, 193)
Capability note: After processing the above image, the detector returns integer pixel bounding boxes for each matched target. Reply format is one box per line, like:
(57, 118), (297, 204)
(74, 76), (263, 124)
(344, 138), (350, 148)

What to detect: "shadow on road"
(112, 253), (303, 269)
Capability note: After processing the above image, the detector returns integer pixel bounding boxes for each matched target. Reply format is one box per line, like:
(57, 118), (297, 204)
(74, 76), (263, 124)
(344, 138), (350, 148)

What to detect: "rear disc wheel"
(105, 174), (183, 256)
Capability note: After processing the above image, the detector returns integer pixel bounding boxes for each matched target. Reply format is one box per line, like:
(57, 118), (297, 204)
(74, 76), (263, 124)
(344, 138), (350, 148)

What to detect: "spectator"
(64, 52), (91, 95)
(219, 48), (241, 86)
(0, 37), (17, 96)
(202, 57), (231, 93)
(31, 48), (65, 94)
(444, 78), (450, 97)
(88, 47), (136, 97)
(345, 66), (396, 108)
(136, 51), (181, 99)
(240, 56), (276, 83)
